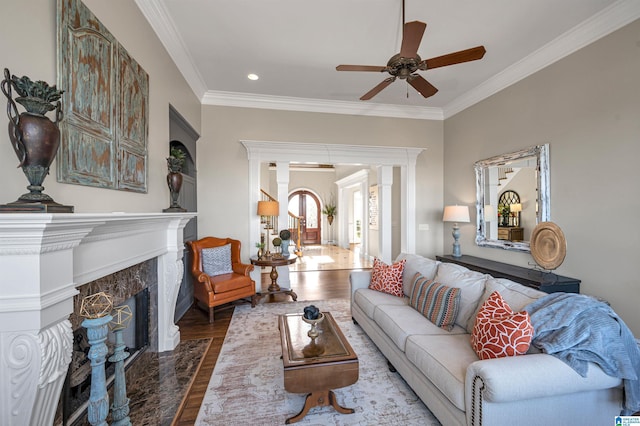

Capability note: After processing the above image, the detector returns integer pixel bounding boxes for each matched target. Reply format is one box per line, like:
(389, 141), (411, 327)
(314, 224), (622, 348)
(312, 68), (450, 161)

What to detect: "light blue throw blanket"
(525, 293), (640, 415)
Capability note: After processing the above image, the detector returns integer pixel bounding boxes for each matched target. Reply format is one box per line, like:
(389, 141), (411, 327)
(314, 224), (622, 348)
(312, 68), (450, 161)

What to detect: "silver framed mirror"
(475, 144), (550, 252)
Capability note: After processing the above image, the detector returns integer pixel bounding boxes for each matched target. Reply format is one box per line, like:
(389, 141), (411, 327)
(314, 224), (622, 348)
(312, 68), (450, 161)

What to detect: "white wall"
(0, 0), (201, 213)
(197, 105), (444, 260)
(444, 18), (640, 335)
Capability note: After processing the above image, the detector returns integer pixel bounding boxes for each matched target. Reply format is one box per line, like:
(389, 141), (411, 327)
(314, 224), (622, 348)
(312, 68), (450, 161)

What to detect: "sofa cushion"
(352, 288), (407, 320)
(369, 258), (406, 297)
(201, 244), (233, 277)
(405, 334), (479, 411)
(395, 253), (440, 297)
(466, 277), (546, 333)
(434, 262), (487, 330)
(373, 304), (467, 352)
(471, 291), (533, 360)
(409, 273), (461, 331)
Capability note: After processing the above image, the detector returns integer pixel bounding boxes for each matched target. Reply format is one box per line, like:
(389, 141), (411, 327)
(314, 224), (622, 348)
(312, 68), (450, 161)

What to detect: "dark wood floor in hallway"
(172, 267), (362, 425)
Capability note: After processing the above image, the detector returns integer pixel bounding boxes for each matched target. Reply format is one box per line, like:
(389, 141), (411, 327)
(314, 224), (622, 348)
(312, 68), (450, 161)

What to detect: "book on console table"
(436, 255), (580, 294)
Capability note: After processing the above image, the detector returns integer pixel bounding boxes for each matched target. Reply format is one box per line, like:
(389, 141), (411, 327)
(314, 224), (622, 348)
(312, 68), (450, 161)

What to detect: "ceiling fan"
(336, 2), (486, 101)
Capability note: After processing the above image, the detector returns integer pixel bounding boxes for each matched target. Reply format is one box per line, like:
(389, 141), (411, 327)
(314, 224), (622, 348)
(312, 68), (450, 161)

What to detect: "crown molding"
(202, 91), (444, 120)
(134, 0), (207, 99)
(139, 0), (640, 120)
(443, 0), (640, 119)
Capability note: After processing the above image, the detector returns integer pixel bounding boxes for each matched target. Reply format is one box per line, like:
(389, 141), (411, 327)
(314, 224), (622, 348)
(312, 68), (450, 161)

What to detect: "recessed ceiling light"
(247, 73), (259, 81)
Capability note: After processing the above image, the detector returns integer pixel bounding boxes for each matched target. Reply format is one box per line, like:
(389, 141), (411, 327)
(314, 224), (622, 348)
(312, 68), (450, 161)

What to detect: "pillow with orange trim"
(368, 258), (406, 297)
(471, 291), (534, 360)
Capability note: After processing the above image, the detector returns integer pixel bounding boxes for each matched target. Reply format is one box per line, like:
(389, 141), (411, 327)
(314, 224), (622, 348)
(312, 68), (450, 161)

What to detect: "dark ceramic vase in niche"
(164, 171), (186, 212)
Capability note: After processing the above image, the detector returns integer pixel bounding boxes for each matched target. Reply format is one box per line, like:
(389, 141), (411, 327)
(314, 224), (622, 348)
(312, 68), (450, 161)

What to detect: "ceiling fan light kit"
(336, 12), (486, 101)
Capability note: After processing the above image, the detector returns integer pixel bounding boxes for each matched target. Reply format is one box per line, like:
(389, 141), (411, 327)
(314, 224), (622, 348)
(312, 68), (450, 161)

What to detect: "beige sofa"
(350, 253), (623, 426)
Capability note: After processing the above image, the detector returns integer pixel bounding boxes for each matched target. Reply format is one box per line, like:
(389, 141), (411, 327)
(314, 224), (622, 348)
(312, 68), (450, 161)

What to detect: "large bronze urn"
(163, 147), (187, 212)
(0, 68), (73, 212)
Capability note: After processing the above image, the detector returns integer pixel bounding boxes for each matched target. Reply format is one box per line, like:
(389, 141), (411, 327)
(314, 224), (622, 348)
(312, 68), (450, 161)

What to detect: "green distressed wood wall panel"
(57, 0), (148, 193)
(67, 124), (115, 187)
(117, 45), (148, 192)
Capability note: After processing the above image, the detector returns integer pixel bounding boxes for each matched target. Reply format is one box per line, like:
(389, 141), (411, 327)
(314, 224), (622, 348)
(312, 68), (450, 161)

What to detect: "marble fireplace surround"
(0, 212), (195, 426)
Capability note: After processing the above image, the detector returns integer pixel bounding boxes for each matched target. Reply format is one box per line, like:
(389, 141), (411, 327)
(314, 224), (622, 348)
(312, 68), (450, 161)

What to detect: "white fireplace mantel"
(0, 212), (195, 426)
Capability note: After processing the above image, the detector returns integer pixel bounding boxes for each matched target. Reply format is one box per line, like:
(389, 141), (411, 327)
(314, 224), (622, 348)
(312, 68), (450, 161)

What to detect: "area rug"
(195, 299), (440, 425)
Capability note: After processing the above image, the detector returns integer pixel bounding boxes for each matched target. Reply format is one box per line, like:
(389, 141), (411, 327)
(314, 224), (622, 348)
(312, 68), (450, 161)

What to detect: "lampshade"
(510, 203), (522, 213)
(257, 200), (279, 216)
(443, 205), (470, 223)
(484, 205), (495, 222)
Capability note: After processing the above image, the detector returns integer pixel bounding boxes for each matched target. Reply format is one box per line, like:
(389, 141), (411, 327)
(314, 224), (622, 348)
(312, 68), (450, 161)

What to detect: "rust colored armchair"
(187, 237), (256, 323)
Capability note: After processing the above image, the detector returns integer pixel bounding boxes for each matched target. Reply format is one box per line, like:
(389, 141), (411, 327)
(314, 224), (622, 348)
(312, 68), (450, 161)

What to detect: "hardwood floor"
(172, 267), (365, 425)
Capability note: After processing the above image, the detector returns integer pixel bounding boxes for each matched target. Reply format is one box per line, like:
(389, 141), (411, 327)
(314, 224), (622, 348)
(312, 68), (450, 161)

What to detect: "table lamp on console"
(443, 205), (470, 258)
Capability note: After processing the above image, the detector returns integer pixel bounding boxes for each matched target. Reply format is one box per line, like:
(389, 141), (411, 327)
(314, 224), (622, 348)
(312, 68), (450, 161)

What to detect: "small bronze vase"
(0, 68), (73, 212)
(163, 171), (186, 212)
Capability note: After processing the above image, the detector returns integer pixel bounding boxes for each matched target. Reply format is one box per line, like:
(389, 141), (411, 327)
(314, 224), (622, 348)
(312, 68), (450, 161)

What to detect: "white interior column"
(337, 186), (347, 249)
(377, 165), (393, 263)
(401, 159), (418, 254)
(360, 178), (370, 258)
(247, 156), (262, 292)
(276, 162), (291, 285)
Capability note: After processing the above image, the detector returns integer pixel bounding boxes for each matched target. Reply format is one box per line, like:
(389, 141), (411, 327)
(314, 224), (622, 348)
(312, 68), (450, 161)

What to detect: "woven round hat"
(530, 221), (566, 270)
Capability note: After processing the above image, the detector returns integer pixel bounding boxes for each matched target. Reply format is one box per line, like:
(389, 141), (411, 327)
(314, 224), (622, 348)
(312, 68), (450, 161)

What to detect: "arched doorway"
(288, 190), (321, 245)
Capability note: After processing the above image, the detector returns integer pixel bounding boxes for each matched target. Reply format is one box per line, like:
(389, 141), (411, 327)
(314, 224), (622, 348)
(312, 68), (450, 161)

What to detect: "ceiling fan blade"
(400, 21), (427, 58)
(336, 65), (388, 72)
(408, 74), (438, 98)
(360, 77), (396, 100)
(421, 46), (486, 70)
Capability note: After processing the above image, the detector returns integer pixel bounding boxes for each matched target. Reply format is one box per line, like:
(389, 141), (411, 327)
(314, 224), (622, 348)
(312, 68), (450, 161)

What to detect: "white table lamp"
(443, 205), (470, 258)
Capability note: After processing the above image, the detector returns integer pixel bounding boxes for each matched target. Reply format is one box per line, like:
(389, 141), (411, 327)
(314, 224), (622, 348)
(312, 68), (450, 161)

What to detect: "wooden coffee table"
(278, 312), (359, 424)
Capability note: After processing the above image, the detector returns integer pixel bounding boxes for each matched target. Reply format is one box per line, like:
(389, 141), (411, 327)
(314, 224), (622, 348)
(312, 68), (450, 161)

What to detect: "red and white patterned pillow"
(471, 291), (533, 360)
(369, 258), (406, 297)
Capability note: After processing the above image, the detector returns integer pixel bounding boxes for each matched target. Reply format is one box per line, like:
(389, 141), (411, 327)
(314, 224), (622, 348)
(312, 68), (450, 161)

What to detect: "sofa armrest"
(466, 353), (621, 405)
(349, 270), (372, 298)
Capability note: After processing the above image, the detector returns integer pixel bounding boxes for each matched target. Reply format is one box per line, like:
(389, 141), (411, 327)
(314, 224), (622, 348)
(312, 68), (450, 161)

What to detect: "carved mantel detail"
(0, 212), (195, 426)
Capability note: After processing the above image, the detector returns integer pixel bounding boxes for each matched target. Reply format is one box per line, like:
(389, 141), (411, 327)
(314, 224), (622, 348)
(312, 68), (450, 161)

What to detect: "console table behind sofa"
(436, 255), (580, 294)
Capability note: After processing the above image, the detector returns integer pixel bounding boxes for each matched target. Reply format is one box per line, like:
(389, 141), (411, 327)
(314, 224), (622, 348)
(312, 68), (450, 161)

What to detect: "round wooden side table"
(250, 255), (298, 302)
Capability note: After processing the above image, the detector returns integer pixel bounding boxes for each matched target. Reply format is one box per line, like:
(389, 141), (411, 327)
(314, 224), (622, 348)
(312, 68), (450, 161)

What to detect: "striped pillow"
(409, 273), (461, 331)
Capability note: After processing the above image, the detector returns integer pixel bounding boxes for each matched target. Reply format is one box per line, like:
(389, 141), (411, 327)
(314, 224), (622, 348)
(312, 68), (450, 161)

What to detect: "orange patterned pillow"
(471, 291), (533, 360)
(369, 258), (406, 297)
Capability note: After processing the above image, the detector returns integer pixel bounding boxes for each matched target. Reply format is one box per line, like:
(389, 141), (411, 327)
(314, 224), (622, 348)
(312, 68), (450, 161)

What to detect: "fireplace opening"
(59, 288), (150, 426)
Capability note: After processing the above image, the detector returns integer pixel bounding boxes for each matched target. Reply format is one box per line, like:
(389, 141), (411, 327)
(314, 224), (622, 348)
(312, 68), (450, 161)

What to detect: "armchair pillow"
(471, 291), (534, 360)
(201, 244), (233, 277)
(369, 258), (406, 297)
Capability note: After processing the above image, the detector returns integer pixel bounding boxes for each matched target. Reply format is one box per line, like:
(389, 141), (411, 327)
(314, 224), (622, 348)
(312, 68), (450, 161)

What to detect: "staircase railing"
(260, 189), (303, 256)
(498, 167), (513, 186)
